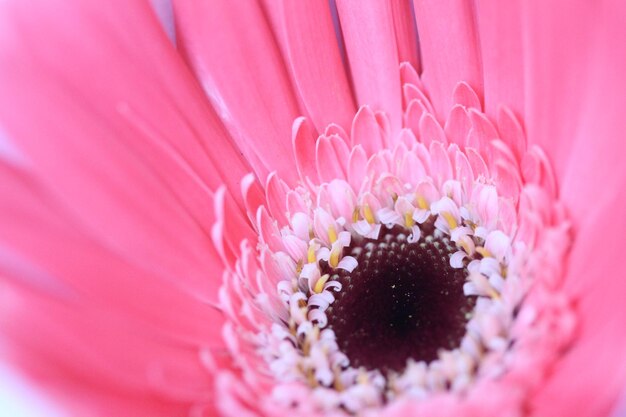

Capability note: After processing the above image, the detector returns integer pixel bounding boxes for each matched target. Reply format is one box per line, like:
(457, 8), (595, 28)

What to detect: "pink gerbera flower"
(1, 0), (625, 416)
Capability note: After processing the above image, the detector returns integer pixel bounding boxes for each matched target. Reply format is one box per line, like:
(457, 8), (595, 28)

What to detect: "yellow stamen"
(302, 325), (320, 355)
(328, 226), (338, 244)
(458, 239), (472, 255)
(363, 204), (375, 224)
(352, 207), (360, 223)
(333, 368), (345, 391)
(295, 260), (304, 275)
(314, 274), (331, 294)
(488, 289), (501, 300)
(475, 246), (492, 258)
(288, 318), (297, 335)
(310, 325), (320, 340)
(404, 212), (415, 228)
(441, 211), (458, 229)
(416, 195), (429, 210)
(307, 245), (316, 263)
(329, 248), (340, 268)
(307, 369), (318, 387)
(356, 369), (369, 385)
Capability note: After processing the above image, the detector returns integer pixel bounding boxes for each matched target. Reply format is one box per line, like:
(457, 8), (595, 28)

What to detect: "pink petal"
(400, 61), (424, 91)
(454, 150), (475, 194)
(213, 186), (256, 268)
(172, 0), (300, 184)
(429, 141), (454, 188)
(522, 0), (626, 179)
(475, 0), (524, 119)
(522, 3), (626, 415)
(0, 170), (224, 342)
(375, 111), (393, 144)
(398, 144), (427, 186)
(365, 153), (391, 186)
(241, 173), (265, 226)
(325, 123), (351, 143)
(466, 147), (490, 179)
(493, 161), (522, 203)
(327, 179), (358, 221)
(521, 146), (557, 199)
(403, 83), (435, 114)
(286, 189), (309, 218)
(419, 112), (447, 146)
(0, 2), (242, 414)
(412, 0), (483, 120)
(258, 0), (315, 125)
(0, 1), (251, 199)
(292, 117), (318, 186)
(496, 106), (527, 163)
(316, 134), (351, 183)
(452, 81), (482, 110)
(391, 0), (421, 71)
(352, 106), (387, 155)
(256, 206), (284, 253)
(468, 109), (500, 155)
(0, 178), (226, 414)
(404, 99), (428, 137)
(445, 105), (472, 146)
(335, 0), (402, 133)
(474, 184), (498, 223)
(348, 145), (368, 191)
(490, 140), (520, 172)
(1, 279), (219, 416)
(398, 128), (419, 147)
(530, 204), (626, 417)
(150, 0), (176, 43)
(281, 0), (356, 132)
(0, 0), (245, 305)
(313, 208), (338, 246)
(265, 172), (290, 227)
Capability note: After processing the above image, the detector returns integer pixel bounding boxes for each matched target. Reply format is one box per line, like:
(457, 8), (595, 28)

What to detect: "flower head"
(0, 1), (625, 416)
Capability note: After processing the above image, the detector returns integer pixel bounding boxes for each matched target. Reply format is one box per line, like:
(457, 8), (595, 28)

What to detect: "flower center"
(325, 225), (475, 374)
(218, 64), (577, 414)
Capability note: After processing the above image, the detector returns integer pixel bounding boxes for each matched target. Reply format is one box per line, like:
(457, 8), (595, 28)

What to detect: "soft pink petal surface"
(280, 0), (356, 133)
(173, 0), (301, 184)
(522, 1), (626, 416)
(412, 0), (483, 120)
(475, 0), (524, 119)
(0, 0), (247, 414)
(335, 0), (403, 133)
(390, 0), (421, 72)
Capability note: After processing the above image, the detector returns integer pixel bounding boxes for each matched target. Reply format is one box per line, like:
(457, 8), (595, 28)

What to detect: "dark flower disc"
(325, 226), (475, 374)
